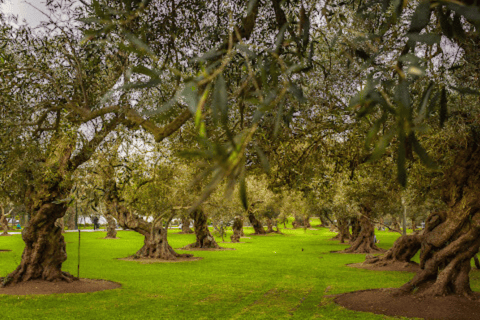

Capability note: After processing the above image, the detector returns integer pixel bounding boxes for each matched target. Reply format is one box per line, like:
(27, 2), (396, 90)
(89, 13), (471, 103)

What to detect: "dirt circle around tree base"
(177, 247), (236, 251)
(0, 278), (121, 295)
(118, 256), (203, 264)
(335, 288), (480, 320)
(329, 250), (385, 254)
(346, 262), (420, 273)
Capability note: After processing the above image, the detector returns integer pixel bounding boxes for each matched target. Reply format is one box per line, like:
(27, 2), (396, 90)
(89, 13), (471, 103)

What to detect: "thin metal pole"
(77, 229), (80, 278)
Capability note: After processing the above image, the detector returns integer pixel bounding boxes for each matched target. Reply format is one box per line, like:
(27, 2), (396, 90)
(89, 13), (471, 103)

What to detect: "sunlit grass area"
(1, 220), (478, 319)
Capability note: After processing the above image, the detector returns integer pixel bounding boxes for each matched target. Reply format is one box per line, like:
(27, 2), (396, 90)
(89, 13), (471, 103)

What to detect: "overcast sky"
(1, 0), (49, 27)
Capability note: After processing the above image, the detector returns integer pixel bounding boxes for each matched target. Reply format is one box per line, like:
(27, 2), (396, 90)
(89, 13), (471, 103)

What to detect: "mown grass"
(1, 219), (479, 319)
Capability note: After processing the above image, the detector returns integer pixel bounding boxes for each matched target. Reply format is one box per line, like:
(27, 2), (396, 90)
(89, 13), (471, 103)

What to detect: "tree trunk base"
(188, 209), (221, 249)
(342, 215), (383, 254)
(105, 215), (117, 239)
(364, 234), (422, 268)
(4, 204), (75, 287)
(231, 216), (244, 243)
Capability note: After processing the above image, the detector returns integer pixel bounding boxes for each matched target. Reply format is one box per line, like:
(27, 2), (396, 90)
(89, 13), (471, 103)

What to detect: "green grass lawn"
(1, 221), (479, 319)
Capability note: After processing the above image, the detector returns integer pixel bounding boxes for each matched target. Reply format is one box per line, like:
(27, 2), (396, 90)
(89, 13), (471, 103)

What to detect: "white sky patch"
(1, 0), (50, 27)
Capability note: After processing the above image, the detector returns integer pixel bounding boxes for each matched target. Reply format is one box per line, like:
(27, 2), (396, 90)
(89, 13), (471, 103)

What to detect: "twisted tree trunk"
(319, 216), (329, 227)
(4, 202), (75, 286)
(292, 215), (311, 229)
(364, 232), (423, 268)
(389, 216), (401, 232)
(105, 215), (117, 239)
(55, 217), (65, 234)
(230, 216), (244, 243)
(350, 217), (361, 242)
(184, 209), (220, 249)
(266, 218), (278, 233)
(111, 202), (190, 259)
(180, 216), (194, 234)
(331, 217), (350, 243)
(248, 210), (266, 234)
(411, 218), (417, 231)
(396, 131), (480, 298)
(0, 206), (9, 236)
(67, 209), (76, 230)
(342, 211), (383, 254)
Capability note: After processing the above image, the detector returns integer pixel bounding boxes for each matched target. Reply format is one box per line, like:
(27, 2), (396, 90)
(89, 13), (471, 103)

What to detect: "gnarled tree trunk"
(266, 218), (278, 233)
(342, 211), (383, 254)
(292, 215), (311, 229)
(389, 216), (401, 232)
(319, 216), (329, 227)
(184, 209), (220, 249)
(231, 216), (244, 243)
(396, 132), (480, 298)
(364, 232), (423, 268)
(350, 217), (361, 242)
(111, 202), (190, 259)
(331, 217), (350, 243)
(0, 206), (9, 236)
(4, 202), (75, 286)
(248, 210), (266, 235)
(55, 217), (65, 234)
(411, 218), (417, 231)
(105, 215), (117, 239)
(67, 209), (76, 230)
(180, 216), (194, 234)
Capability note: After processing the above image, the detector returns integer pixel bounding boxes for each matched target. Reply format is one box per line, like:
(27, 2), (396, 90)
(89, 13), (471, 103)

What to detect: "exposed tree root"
(341, 214), (383, 254)
(363, 233), (422, 268)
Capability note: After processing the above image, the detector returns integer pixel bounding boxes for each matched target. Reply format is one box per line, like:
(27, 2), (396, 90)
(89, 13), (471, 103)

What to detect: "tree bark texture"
(55, 217), (65, 234)
(184, 209), (220, 249)
(397, 132), (480, 298)
(292, 215), (311, 229)
(248, 210), (266, 234)
(67, 209), (76, 230)
(331, 217), (350, 243)
(342, 211), (383, 254)
(1, 206), (9, 236)
(266, 218), (278, 233)
(111, 202), (190, 259)
(350, 217), (361, 242)
(364, 233), (423, 267)
(231, 216), (244, 243)
(389, 216), (401, 232)
(180, 216), (194, 234)
(105, 215), (117, 239)
(319, 216), (329, 227)
(4, 203), (75, 286)
(103, 173), (189, 259)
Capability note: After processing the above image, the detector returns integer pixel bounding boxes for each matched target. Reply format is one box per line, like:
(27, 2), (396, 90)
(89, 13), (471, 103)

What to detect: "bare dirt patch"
(118, 256), (203, 264)
(177, 247), (235, 251)
(330, 250), (384, 254)
(0, 278), (121, 295)
(335, 288), (480, 320)
(346, 261), (420, 273)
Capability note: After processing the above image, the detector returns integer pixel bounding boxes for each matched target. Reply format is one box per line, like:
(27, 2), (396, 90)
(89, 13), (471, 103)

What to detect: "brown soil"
(0, 278), (121, 295)
(177, 247), (236, 251)
(330, 250), (384, 254)
(346, 261), (420, 273)
(220, 241), (247, 244)
(335, 288), (480, 320)
(118, 256), (203, 264)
